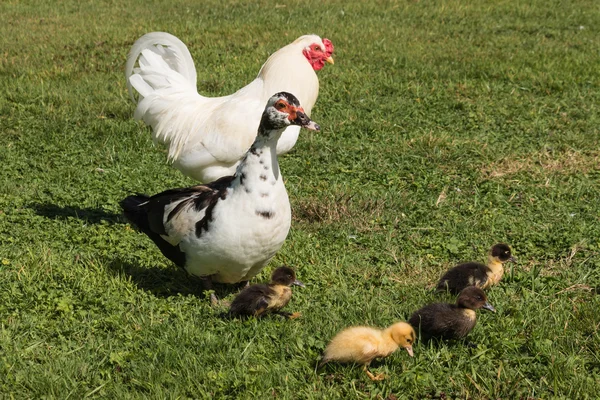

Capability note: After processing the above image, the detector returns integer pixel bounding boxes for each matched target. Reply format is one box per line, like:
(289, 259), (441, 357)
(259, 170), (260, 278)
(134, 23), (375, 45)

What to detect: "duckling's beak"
(292, 280), (305, 288)
(404, 345), (414, 357)
(508, 256), (517, 263)
(482, 302), (496, 312)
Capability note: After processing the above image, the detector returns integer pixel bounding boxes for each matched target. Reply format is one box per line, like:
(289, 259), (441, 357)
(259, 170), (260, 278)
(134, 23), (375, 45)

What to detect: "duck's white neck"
(232, 129), (284, 192)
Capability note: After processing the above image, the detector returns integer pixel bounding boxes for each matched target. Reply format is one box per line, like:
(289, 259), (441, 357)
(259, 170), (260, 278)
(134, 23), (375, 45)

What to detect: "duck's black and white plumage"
(436, 243), (516, 294)
(227, 266), (304, 318)
(121, 92), (319, 294)
(409, 286), (495, 341)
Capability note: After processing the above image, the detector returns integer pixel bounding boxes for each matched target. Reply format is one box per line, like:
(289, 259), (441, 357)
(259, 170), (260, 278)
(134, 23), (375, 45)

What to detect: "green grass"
(1, 0), (600, 398)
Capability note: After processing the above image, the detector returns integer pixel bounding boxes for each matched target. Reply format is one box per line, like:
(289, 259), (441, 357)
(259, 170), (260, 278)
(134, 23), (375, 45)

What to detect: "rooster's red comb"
(323, 38), (334, 57)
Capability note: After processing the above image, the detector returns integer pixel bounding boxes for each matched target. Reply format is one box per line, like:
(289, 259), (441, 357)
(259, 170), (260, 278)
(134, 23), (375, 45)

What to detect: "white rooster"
(125, 32), (334, 182)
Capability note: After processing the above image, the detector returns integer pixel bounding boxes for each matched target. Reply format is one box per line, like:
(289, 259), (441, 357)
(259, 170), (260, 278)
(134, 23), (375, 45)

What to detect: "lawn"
(1, 0), (600, 398)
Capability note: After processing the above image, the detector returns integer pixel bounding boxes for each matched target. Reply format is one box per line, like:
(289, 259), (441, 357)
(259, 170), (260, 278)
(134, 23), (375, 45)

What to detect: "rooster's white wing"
(126, 33), (264, 165)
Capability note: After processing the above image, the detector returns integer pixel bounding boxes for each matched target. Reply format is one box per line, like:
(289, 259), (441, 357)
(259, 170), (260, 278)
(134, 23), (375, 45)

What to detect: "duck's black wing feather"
(120, 176), (235, 268)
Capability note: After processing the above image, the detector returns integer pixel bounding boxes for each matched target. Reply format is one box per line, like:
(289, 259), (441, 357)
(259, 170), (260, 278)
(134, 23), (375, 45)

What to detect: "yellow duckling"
(318, 322), (415, 381)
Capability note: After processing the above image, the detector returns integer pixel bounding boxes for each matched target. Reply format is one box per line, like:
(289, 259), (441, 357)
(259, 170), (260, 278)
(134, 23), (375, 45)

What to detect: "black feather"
(228, 284), (275, 316)
(120, 194), (187, 267)
(120, 176), (235, 269)
(436, 262), (488, 294)
(409, 287), (490, 341)
(409, 303), (475, 341)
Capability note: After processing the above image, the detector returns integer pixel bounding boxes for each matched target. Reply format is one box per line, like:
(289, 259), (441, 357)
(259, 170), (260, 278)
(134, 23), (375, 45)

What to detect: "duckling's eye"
(406, 339), (412, 344)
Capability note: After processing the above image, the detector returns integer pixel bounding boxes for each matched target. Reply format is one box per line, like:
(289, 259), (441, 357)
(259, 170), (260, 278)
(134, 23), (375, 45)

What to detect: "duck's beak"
(482, 302), (496, 312)
(292, 110), (320, 131)
(292, 280), (306, 288)
(325, 56), (334, 65)
(405, 345), (414, 357)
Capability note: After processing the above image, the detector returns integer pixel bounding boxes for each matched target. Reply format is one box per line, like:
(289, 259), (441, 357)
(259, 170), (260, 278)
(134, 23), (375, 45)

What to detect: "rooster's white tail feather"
(126, 33), (209, 160)
(125, 32), (197, 102)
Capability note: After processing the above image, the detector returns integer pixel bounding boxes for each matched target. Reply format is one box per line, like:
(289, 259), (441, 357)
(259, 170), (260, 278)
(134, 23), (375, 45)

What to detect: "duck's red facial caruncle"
(303, 38), (334, 71)
(274, 100), (320, 131)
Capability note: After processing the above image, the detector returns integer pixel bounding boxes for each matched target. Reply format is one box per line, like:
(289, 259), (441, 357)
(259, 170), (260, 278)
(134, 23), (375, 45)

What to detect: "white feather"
(125, 33), (324, 182)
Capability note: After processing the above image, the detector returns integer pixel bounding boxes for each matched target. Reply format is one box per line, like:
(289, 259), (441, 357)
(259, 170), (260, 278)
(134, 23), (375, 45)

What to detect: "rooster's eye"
(313, 46), (321, 51)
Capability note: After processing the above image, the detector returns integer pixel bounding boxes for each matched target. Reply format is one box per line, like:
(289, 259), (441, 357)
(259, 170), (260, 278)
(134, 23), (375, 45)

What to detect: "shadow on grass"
(106, 257), (243, 300)
(28, 202), (123, 224)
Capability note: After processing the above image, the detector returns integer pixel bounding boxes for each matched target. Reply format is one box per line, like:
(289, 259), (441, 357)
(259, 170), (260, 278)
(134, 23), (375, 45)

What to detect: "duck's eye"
(275, 102), (286, 110)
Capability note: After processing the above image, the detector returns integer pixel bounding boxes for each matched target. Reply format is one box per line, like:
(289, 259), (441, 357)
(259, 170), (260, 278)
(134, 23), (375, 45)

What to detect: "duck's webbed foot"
(363, 365), (385, 381)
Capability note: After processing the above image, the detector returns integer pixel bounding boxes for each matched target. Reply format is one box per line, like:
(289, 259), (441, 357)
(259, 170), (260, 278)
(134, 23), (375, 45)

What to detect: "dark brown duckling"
(436, 243), (516, 294)
(227, 266), (304, 318)
(409, 286), (495, 341)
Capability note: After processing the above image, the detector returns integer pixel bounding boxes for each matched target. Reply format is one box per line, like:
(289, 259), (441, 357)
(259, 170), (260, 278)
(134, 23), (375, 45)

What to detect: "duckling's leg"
(274, 311), (302, 319)
(317, 356), (329, 370)
(363, 365), (385, 381)
(253, 306), (267, 317)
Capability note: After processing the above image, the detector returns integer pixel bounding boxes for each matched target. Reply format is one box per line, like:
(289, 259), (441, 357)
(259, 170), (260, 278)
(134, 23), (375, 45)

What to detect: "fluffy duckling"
(227, 266), (304, 318)
(409, 286), (495, 341)
(318, 322), (415, 381)
(436, 243), (516, 294)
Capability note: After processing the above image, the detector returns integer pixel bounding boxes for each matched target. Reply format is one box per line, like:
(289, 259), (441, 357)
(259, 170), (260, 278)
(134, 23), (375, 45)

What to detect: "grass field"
(2, 0), (600, 398)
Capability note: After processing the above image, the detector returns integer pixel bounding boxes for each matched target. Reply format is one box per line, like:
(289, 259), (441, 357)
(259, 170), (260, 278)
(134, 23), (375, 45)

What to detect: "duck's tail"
(120, 194), (152, 231)
(120, 194), (186, 268)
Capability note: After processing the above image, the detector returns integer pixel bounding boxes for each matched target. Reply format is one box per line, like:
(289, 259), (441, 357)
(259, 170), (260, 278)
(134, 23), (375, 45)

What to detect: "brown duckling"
(227, 266), (304, 318)
(436, 243), (516, 294)
(318, 322), (415, 381)
(409, 286), (495, 341)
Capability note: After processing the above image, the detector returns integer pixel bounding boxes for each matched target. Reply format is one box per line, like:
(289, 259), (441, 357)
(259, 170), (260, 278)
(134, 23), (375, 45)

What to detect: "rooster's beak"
(326, 56), (334, 65)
